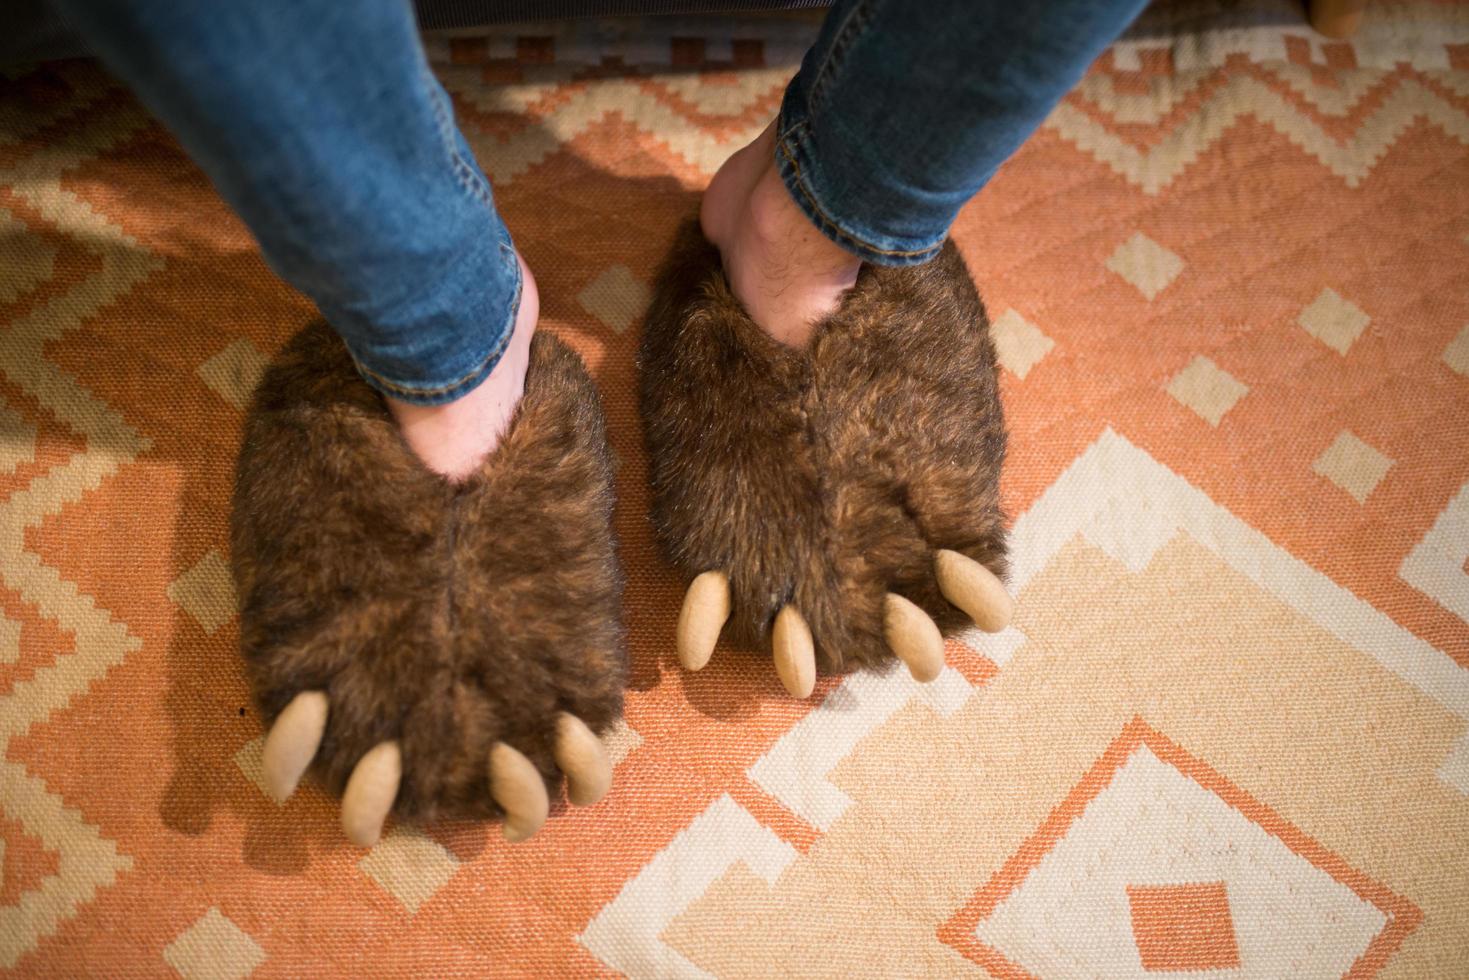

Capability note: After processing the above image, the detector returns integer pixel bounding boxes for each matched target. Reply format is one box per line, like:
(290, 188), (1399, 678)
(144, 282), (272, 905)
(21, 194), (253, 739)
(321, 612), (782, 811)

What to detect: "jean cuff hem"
(350, 257), (522, 407)
(773, 114), (946, 268)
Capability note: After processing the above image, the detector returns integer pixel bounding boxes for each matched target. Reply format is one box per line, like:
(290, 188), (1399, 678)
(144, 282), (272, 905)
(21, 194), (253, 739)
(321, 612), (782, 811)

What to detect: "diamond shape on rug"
(1125, 880), (1240, 972)
(939, 719), (1421, 978)
(1166, 355), (1249, 427)
(162, 907), (266, 980)
(1105, 233), (1184, 301)
(1313, 430), (1394, 504)
(1298, 287), (1371, 355)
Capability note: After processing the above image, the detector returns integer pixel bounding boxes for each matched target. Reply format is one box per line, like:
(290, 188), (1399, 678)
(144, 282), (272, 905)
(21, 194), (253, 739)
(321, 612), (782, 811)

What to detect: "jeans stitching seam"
(424, 66), (495, 208)
(354, 260), (522, 399)
(775, 130), (942, 260)
(807, 0), (873, 111)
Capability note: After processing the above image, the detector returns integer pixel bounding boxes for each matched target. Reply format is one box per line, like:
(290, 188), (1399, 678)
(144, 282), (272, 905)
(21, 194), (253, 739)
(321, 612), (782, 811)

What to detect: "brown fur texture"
(639, 220), (1008, 675)
(231, 321), (626, 824)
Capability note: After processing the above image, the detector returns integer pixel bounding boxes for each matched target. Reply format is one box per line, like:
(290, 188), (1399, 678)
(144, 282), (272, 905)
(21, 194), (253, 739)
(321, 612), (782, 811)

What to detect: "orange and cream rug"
(2, 0), (1467, 975)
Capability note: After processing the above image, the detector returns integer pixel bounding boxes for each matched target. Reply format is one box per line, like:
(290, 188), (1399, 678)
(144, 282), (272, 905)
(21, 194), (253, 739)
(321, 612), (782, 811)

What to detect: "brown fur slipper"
(230, 321), (626, 846)
(639, 221), (1011, 698)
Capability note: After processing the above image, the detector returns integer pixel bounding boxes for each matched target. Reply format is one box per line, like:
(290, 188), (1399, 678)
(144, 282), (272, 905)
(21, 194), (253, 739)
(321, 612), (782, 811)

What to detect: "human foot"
(640, 221), (1011, 698)
(700, 122), (861, 348)
(386, 253), (539, 481)
(232, 320), (626, 845)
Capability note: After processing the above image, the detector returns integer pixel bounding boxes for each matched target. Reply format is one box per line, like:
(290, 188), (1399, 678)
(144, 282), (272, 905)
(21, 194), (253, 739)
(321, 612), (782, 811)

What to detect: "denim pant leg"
(53, 0), (520, 405)
(780, 0), (1149, 265)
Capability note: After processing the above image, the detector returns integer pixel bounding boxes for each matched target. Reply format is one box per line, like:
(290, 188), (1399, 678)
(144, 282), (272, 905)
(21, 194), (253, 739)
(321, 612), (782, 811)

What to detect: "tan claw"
(934, 549), (1014, 633)
(260, 690), (329, 803)
(490, 742), (549, 843)
(883, 593), (944, 683)
(772, 604), (816, 699)
(677, 570), (730, 671)
(341, 740), (401, 847)
(555, 713), (612, 807)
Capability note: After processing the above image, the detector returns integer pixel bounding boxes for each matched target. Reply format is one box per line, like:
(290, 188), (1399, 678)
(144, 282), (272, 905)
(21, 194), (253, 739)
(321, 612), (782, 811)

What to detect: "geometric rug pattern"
(1, 0), (1466, 974)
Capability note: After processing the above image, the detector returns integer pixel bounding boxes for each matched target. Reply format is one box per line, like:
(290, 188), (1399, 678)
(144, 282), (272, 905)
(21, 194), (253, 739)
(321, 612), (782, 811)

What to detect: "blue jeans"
(779, 0), (1149, 264)
(54, 0), (1143, 404)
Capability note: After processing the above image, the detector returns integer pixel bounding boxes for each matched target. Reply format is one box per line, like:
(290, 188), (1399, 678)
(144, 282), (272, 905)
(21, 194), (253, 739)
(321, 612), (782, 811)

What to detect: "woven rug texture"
(1, 0), (1468, 975)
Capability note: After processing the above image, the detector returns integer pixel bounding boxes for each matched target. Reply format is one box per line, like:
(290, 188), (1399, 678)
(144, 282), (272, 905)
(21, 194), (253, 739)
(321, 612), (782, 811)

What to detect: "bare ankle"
(744, 166), (857, 283)
(387, 255), (538, 481)
(701, 122), (859, 348)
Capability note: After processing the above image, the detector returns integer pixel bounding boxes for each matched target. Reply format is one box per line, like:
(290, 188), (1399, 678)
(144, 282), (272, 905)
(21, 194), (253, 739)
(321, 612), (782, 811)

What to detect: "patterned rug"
(2, 1), (1468, 975)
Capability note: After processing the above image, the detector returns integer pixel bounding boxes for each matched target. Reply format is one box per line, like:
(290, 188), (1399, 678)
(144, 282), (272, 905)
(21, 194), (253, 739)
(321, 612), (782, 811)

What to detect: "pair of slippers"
(230, 221), (1012, 847)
